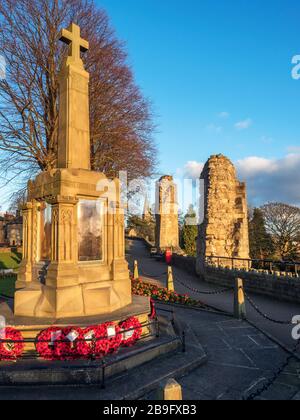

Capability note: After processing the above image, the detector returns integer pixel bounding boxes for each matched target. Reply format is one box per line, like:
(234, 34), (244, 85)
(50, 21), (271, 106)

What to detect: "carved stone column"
(16, 202), (33, 288)
(45, 195), (79, 289)
(112, 202), (130, 285)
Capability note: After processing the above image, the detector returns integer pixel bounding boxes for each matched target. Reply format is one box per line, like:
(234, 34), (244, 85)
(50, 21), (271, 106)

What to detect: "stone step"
(0, 326), (207, 400)
(0, 334), (181, 387)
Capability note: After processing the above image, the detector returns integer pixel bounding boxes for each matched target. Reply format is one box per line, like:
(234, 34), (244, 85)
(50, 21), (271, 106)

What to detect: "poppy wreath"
(78, 323), (122, 358)
(54, 327), (82, 360)
(35, 327), (60, 360)
(104, 322), (122, 354)
(0, 327), (24, 361)
(119, 317), (142, 347)
(36, 327), (81, 361)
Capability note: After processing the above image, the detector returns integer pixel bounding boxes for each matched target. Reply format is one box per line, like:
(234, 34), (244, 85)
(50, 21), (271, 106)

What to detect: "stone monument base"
(1, 295), (150, 355)
(0, 314), (185, 389)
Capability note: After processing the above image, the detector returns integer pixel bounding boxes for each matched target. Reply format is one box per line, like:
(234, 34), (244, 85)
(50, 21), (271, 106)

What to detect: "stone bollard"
(157, 379), (183, 400)
(234, 278), (246, 320)
(134, 260), (139, 280)
(167, 266), (174, 292)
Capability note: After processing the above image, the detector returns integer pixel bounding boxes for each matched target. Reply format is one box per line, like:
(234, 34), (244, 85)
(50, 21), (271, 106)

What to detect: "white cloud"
(179, 152), (300, 206)
(234, 118), (253, 131)
(236, 156), (277, 177)
(237, 153), (300, 206)
(206, 123), (222, 134)
(183, 161), (204, 179)
(218, 112), (230, 119)
(287, 146), (300, 153)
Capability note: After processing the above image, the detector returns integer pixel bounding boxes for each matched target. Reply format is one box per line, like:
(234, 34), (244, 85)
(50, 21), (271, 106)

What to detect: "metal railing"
(206, 255), (300, 276)
(0, 320), (157, 362)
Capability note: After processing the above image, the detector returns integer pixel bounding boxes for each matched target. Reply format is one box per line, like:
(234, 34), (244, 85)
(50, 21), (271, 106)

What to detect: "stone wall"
(196, 154), (250, 274)
(155, 175), (180, 251)
(172, 254), (300, 304)
(204, 266), (300, 304)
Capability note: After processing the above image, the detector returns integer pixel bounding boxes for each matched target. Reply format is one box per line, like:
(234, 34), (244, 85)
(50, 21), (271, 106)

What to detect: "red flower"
(77, 325), (108, 358)
(119, 317), (142, 347)
(0, 327), (24, 361)
(35, 327), (62, 360)
(77, 323), (122, 359)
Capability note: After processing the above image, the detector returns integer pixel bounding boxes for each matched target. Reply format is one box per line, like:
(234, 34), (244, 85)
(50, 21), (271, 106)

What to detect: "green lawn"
(0, 275), (16, 297)
(0, 252), (22, 269)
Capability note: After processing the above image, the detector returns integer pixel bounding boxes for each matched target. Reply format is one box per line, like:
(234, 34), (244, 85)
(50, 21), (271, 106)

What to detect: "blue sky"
(98, 0), (300, 206)
(1, 0), (299, 212)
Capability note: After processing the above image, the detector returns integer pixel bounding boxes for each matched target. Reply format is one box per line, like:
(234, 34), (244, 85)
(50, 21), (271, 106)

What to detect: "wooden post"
(134, 260), (139, 280)
(167, 266), (174, 292)
(157, 379), (183, 401)
(234, 278), (246, 320)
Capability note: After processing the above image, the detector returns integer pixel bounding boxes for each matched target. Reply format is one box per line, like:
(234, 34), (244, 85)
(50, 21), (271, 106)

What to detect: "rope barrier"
(243, 291), (292, 325)
(174, 273), (234, 296)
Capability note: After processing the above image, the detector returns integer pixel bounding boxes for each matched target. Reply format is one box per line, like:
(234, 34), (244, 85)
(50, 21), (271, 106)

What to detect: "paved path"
(126, 240), (300, 355)
(127, 240), (300, 400)
(1, 308), (299, 401)
(146, 308), (300, 400)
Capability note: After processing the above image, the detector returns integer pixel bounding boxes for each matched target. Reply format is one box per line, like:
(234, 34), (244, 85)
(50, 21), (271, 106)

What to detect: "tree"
(0, 0), (157, 197)
(260, 203), (300, 260)
(180, 205), (198, 257)
(127, 214), (155, 242)
(249, 208), (274, 260)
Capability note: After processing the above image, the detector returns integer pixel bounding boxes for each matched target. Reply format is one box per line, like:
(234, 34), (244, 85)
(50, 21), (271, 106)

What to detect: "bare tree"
(0, 0), (157, 200)
(260, 202), (300, 260)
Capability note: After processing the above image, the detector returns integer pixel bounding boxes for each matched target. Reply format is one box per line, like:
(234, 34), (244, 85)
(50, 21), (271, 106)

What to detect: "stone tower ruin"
(196, 155), (250, 274)
(155, 176), (180, 251)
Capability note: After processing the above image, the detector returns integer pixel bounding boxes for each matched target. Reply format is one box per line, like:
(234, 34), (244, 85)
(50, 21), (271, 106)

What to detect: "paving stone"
(243, 348), (288, 371)
(258, 382), (298, 401)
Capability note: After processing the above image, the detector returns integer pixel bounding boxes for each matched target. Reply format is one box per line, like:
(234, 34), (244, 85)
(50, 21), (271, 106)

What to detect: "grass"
(0, 252), (22, 270)
(0, 275), (16, 298)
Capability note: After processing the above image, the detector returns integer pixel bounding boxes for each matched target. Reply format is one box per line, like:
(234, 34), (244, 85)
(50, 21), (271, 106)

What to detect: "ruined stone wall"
(155, 175), (180, 251)
(196, 155), (249, 274)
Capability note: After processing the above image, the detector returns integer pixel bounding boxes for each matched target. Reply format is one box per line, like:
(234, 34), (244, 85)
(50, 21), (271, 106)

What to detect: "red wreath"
(119, 317), (142, 347)
(35, 327), (63, 360)
(54, 327), (82, 360)
(104, 322), (122, 354)
(0, 327), (24, 361)
(36, 327), (82, 361)
(77, 323), (122, 358)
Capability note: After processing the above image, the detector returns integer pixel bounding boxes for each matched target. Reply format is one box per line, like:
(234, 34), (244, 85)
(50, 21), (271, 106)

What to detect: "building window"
(78, 199), (103, 262)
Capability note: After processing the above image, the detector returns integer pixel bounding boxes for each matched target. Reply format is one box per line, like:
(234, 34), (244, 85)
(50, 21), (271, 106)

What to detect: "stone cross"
(59, 23), (89, 64)
(56, 22), (91, 170)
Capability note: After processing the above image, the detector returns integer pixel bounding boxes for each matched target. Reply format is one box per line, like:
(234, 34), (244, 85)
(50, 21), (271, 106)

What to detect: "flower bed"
(132, 278), (203, 307)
